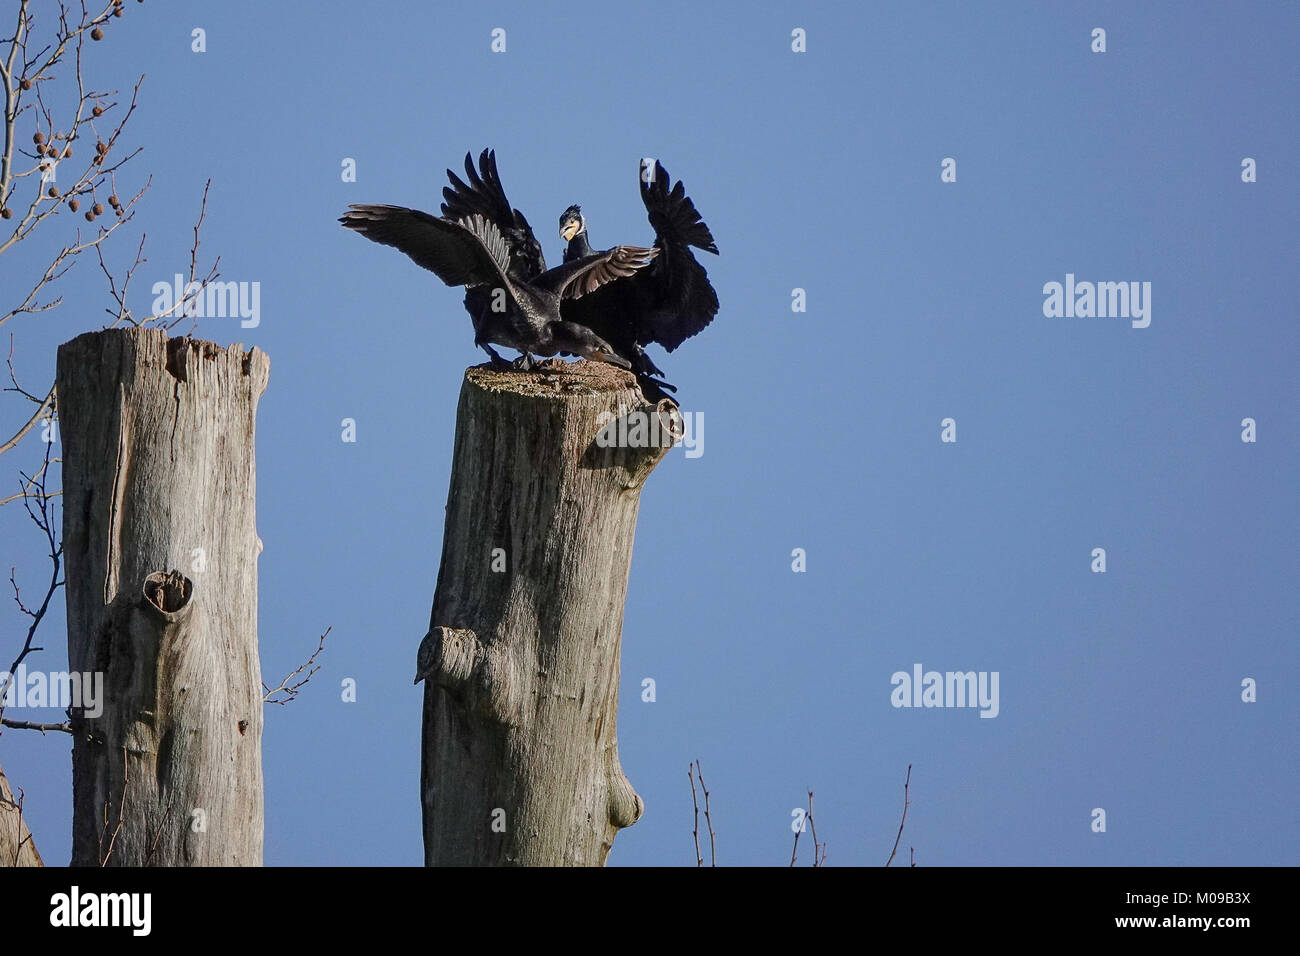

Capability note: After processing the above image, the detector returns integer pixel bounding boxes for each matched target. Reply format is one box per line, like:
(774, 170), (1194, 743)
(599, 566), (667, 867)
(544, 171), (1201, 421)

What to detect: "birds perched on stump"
(340, 149), (719, 403)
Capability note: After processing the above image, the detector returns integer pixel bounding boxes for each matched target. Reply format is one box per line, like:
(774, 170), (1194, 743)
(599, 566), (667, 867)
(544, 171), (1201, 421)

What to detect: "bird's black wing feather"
(539, 246), (660, 299)
(643, 160), (718, 255)
(441, 149), (547, 280)
(634, 160), (720, 352)
(340, 205), (512, 292)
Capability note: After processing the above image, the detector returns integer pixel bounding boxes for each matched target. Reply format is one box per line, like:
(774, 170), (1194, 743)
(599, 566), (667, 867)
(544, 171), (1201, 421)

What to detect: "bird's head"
(558, 204), (585, 242)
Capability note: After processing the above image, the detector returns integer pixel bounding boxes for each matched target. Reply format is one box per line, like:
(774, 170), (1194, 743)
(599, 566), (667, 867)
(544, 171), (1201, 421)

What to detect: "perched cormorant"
(557, 159), (720, 382)
(339, 150), (659, 370)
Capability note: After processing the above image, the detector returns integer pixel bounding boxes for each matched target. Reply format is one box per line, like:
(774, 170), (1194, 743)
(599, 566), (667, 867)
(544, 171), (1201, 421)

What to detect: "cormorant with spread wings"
(557, 159), (719, 382)
(339, 150), (658, 370)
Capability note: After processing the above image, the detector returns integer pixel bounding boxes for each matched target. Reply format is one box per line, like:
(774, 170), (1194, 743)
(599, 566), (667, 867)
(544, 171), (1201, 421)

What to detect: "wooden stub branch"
(419, 360), (678, 866)
(57, 328), (269, 866)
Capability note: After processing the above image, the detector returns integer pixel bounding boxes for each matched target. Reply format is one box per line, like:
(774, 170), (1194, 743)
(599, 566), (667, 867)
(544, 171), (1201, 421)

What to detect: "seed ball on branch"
(33, 132), (45, 145)
(68, 198), (80, 211)
(109, 194), (119, 207)
(93, 203), (105, 215)
(0, 208), (11, 219)
(92, 106), (104, 117)
(113, 8), (123, 16)
(48, 185), (60, 197)
(91, 28), (103, 40)
(20, 78), (32, 90)
(84, 210), (95, 222)
(63, 147), (73, 158)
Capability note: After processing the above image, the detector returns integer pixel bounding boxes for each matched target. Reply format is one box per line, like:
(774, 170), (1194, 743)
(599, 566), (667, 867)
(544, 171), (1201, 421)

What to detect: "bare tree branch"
(0, 381), (53, 458)
(0, 437), (62, 732)
(885, 763), (913, 867)
(1, 717), (71, 733)
(789, 789), (826, 866)
(687, 760), (716, 867)
(262, 626), (331, 705)
(806, 791), (826, 866)
(96, 177), (220, 331)
(687, 764), (703, 867)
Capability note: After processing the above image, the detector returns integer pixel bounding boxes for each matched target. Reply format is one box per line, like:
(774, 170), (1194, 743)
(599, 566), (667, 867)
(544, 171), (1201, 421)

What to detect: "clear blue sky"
(2, 1), (1296, 866)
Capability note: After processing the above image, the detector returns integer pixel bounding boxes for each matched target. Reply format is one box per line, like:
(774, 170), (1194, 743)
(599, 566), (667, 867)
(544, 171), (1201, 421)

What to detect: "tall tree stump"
(418, 360), (677, 866)
(57, 328), (269, 866)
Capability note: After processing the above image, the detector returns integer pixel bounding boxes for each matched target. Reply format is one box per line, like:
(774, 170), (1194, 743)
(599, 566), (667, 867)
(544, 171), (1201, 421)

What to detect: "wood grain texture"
(0, 764), (43, 866)
(57, 328), (269, 866)
(420, 360), (676, 866)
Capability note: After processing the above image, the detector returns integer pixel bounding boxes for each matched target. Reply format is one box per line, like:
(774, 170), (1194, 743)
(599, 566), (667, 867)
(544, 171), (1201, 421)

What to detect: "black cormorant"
(339, 150), (659, 370)
(557, 159), (719, 382)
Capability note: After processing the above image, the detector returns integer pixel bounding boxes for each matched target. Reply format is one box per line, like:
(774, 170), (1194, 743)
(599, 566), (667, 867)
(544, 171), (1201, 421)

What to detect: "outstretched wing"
(538, 245), (660, 299)
(635, 160), (720, 351)
(441, 149), (547, 280)
(642, 159), (718, 255)
(340, 205), (514, 292)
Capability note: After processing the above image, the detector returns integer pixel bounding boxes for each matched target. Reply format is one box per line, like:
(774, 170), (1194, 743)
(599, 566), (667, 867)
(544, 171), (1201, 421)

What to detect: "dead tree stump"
(418, 360), (678, 866)
(57, 328), (269, 866)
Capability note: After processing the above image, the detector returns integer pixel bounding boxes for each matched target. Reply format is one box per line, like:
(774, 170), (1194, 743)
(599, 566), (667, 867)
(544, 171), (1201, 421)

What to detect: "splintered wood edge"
(464, 358), (641, 399)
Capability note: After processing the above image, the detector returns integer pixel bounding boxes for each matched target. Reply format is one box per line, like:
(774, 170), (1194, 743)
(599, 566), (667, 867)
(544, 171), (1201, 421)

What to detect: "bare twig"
(807, 791), (826, 866)
(686, 760), (716, 866)
(96, 177), (219, 331)
(0, 382), (52, 457)
(885, 764), (912, 867)
(262, 626), (331, 704)
(789, 789), (826, 866)
(687, 764), (703, 867)
(790, 808), (801, 866)
(0, 405), (59, 503)
(704, 793), (715, 867)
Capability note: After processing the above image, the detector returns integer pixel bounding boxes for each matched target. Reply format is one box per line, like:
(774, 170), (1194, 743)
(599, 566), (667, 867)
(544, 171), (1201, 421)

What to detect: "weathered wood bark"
(419, 360), (677, 866)
(57, 328), (269, 866)
(0, 763), (43, 866)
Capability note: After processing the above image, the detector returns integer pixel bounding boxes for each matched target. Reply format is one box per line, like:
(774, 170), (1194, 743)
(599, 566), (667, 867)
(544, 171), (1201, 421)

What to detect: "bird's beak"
(560, 220), (579, 241)
(592, 350), (630, 369)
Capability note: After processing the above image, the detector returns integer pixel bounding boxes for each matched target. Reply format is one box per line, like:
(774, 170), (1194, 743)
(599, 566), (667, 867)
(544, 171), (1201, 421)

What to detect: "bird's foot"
(635, 348), (666, 379)
(511, 353), (535, 372)
(636, 374), (678, 405)
(482, 345), (512, 369)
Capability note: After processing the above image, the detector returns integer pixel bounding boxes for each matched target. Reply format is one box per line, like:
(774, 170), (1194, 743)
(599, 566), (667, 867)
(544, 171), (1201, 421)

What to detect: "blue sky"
(2, 1), (1297, 866)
